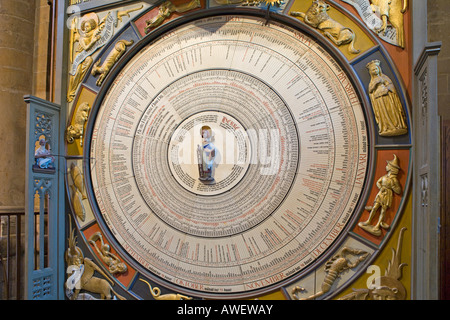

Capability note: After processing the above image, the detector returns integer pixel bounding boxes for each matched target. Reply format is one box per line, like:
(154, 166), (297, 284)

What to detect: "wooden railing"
(0, 209), (24, 300)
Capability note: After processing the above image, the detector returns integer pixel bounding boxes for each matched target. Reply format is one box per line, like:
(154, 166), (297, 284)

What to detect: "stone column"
(0, 0), (36, 209)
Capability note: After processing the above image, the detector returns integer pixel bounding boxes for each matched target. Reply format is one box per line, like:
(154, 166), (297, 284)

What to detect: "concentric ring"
(132, 70), (298, 237)
(87, 14), (369, 296)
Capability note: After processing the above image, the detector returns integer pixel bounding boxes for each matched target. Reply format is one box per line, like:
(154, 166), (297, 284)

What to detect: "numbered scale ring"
(85, 12), (372, 298)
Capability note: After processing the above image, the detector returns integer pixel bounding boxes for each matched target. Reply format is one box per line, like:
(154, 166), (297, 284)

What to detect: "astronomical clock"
(64, 0), (412, 300)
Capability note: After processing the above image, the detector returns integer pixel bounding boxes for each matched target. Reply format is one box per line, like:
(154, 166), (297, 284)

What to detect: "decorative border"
(63, 1), (412, 300)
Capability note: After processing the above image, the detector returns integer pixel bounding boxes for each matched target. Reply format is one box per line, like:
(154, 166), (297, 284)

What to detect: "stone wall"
(428, 0), (450, 120)
(0, 0), (36, 209)
(0, 0), (50, 211)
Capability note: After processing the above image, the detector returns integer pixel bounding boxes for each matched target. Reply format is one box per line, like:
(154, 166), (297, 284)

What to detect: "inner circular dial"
(168, 109), (250, 197)
(135, 70), (297, 237)
(88, 15), (369, 296)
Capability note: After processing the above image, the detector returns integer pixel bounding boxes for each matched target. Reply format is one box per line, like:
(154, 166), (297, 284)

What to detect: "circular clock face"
(87, 14), (369, 297)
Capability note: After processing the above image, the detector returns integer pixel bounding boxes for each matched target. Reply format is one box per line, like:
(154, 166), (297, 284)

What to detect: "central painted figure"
(198, 125), (217, 182)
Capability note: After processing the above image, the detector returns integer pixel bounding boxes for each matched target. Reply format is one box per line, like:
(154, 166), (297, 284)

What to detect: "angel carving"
(371, 0), (407, 48)
(68, 13), (107, 102)
(67, 5), (143, 102)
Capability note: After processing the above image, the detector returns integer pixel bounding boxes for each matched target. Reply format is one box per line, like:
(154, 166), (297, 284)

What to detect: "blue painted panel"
(24, 96), (64, 300)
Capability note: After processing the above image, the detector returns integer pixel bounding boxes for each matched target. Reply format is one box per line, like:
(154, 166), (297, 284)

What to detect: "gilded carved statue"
(70, 162), (87, 200)
(69, 163), (87, 222)
(91, 39), (134, 86)
(290, 0), (360, 54)
(89, 232), (127, 275)
(339, 228), (408, 300)
(292, 247), (369, 300)
(359, 154), (402, 236)
(66, 102), (91, 146)
(67, 6), (143, 102)
(68, 13), (106, 102)
(367, 60), (408, 137)
(65, 218), (126, 300)
(371, 0), (407, 48)
(144, 0), (201, 34)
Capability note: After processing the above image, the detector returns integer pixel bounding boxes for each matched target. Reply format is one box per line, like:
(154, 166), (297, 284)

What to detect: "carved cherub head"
(79, 13), (99, 35)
